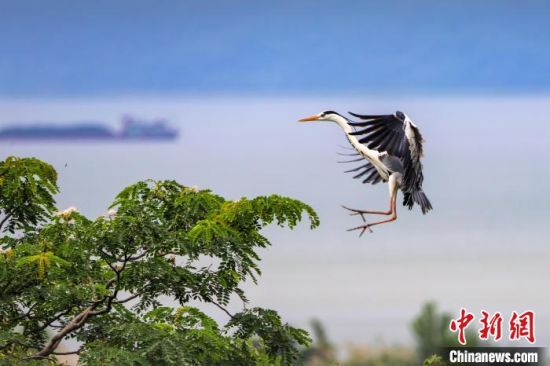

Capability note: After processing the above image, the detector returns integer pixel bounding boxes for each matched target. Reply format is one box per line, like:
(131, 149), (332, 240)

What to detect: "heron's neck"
(331, 114), (382, 166)
(331, 115), (361, 150)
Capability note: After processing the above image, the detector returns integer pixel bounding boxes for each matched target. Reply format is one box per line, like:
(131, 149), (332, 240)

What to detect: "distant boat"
(0, 116), (178, 141)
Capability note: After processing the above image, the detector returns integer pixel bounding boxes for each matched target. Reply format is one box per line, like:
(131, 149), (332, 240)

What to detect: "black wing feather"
(344, 163), (370, 173)
(363, 170), (379, 184)
(341, 160), (383, 185)
(348, 112), (389, 120)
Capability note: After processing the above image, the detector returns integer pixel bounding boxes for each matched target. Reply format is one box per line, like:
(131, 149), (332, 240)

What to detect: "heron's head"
(298, 110), (343, 123)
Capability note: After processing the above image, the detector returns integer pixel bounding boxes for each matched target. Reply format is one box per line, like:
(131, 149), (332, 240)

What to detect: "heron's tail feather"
(403, 190), (432, 214)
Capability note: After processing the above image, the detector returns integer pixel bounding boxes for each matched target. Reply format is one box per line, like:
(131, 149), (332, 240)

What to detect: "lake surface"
(1, 95), (549, 347)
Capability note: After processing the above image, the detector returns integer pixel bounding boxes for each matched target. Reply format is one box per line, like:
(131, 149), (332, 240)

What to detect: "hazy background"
(1, 0), (549, 349)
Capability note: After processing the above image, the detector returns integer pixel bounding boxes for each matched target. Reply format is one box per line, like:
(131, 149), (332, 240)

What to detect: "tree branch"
(30, 235), (159, 358)
(126, 250), (149, 261)
(11, 302), (39, 322)
(30, 252), (133, 359)
(52, 346), (83, 355)
(0, 212), (12, 232)
(32, 305), (97, 359)
(112, 293), (140, 304)
(35, 307), (74, 333)
(210, 299), (234, 319)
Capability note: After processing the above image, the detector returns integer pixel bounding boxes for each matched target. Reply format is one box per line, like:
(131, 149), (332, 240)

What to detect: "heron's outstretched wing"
(338, 153), (385, 185)
(347, 113), (408, 157)
(347, 112), (425, 193)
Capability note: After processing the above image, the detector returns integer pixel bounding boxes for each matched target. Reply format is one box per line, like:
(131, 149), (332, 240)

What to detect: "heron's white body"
(330, 114), (390, 181)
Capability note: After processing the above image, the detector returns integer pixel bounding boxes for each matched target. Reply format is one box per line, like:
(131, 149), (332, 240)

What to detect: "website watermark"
(444, 347), (544, 365)
(443, 309), (543, 365)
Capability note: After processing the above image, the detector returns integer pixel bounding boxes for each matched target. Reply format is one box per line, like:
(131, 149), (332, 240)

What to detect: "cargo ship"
(0, 116), (178, 141)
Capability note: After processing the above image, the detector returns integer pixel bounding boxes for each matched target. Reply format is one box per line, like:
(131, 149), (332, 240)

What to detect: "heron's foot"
(347, 224), (374, 237)
(341, 205), (368, 222)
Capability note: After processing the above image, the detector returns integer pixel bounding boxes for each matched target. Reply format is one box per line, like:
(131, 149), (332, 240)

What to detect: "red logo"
(509, 310), (535, 344)
(449, 308), (475, 345)
(479, 310), (503, 341)
(450, 309), (536, 345)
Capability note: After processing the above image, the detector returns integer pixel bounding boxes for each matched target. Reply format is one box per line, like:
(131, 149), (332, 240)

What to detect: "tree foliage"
(422, 355), (448, 366)
(299, 319), (336, 365)
(0, 157), (58, 234)
(0, 156), (319, 365)
(412, 302), (478, 362)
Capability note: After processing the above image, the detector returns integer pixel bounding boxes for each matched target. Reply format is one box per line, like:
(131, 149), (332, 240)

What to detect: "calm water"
(1, 95), (549, 347)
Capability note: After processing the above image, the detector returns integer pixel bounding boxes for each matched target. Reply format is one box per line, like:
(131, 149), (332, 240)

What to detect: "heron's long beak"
(298, 115), (320, 122)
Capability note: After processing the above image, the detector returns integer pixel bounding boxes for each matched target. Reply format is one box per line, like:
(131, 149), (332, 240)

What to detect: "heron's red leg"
(342, 176), (398, 219)
(347, 177), (399, 236)
(342, 205), (392, 222)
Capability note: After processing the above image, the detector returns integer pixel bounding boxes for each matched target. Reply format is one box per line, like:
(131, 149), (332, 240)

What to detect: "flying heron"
(299, 110), (432, 235)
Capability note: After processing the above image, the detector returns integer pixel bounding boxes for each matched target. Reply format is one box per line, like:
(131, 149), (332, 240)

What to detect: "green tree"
(412, 302), (478, 362)
(422, 355), (448, 366)
(0, 156), (320, 365)
(300, 319), (336, 365)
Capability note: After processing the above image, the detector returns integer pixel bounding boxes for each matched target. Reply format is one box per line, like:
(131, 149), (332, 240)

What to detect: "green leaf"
(16, 251), (70, 279)
(0, 157), (58, 233)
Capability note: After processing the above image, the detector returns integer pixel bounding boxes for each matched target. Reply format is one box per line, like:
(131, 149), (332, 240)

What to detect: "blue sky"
(1, 0), (550, 96)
